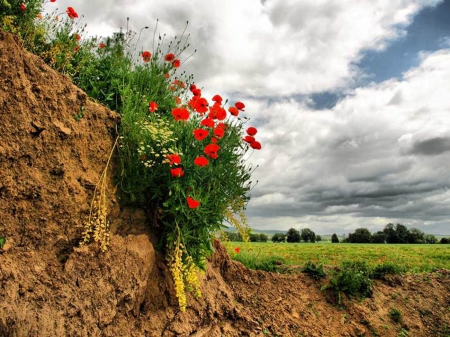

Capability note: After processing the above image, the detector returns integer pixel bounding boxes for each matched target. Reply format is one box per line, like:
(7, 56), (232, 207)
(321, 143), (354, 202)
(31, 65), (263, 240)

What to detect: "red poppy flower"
(73, 33), (81, 41)
(172, 108), (189, 121)
(166, 154), (181, 166)
(170, 167), (184, 178)
(209, 105), (226, 120)
(211, 137), (218, 143)
(192, 88), (202, 96)
(66, 7), (78, 19)
(20, 3), (26, 11)
(148, 101), (158, 112)
(250, 141), (261, 150)
(201, 118), (215, 128)
(247, 127), (257, 136)
(172, 59), (181, 68)
(187, 196), (200, 209)
(217, 122), (227, 130)
(165, 53), (175, 62)
(243, 135), (255, 144)
(175, 96), (181, 105)
(234, 247), (240, 254)
(194, 156), (209, 167)
(99, 42), (106, 49)
(204, 144), (220, 159)
(213, 127), (225, 139)
(142, 51), (152, 62)
(165, 73), (170, 79)
(212, 95), (223, 104)
(190, 84), (197, 91)
(193, 128), (209, 141)
(228, 106), (239, 116)
(194, 97), (209, 114)
(50, 0), (56, 2)
(235, 102), (245, 111)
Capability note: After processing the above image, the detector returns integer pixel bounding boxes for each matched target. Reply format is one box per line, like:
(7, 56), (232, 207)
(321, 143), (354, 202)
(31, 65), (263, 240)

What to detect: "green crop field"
(223, 241), (450, 273)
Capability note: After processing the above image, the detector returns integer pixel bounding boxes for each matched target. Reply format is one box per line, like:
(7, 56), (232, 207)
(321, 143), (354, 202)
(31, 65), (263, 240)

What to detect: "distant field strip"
(224, 242), (450, 273)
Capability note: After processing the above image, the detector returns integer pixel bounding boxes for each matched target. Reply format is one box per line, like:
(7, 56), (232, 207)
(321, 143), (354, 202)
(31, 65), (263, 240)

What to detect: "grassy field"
(223, 241), (450, 273)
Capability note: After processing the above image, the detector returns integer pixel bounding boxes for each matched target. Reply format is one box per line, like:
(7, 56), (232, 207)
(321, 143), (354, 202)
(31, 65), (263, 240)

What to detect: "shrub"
(302, 261), (326, 280)
(325, 261), (373, 303)
(388, 307), (402, 323)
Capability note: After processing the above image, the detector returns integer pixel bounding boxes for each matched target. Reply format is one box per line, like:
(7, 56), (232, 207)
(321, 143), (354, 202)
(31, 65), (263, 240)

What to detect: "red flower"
(175, 96), (181, 105)
(192, 88), (202, 96)
(243, 135), (255, 144)
(148, 101), (158, 112)
(172, 107), (189, 121)
(187, 196), (200, 209)
(217, 122), (227, 130)
(247, 127), (257, 136)
(212, 95), (222, 104)
(165, 53), (175, 62)
(194, 156), (209, 167)
(194, 97), (209, 114)
(201, 118), (215, 128)
(193, 128), (209, 141)
(209, 105), (226, 120)
(204, 144), (220, 159)
(99, 42), (106, 49)
(172, 59), (181, 68)
(213, 127), (225, 139)
(211, 137), (218, 144)
(73, 33), (81, 41)
(164, 73), (170, 79)
(234, 247), (240, 254)
(228, 106), (239, 117)
(250, 141), (261, 150)
(166, 154), (181, 166)
(142, 51), (152, 62)
(190, 84), (197, 91)
(66, 7), (78, 19)
(170, 167), (184, 178)
(235, 102), (245, 111)
(50, 0), (56, 2)
(20, 3), (26, 11)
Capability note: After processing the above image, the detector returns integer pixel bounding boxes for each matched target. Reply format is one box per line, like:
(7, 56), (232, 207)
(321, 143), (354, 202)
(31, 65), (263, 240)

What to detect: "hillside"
(0, 30), (449, 337)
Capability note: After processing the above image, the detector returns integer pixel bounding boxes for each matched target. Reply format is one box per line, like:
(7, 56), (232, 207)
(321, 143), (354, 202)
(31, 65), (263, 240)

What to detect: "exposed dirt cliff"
(0, 30), (449, 337)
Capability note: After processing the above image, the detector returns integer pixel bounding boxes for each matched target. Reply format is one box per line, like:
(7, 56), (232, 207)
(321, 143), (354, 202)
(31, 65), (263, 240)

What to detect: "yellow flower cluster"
(167, 239), (203, 311)
(137, 117), (179, 168)
(81, 137), (117, 252)
(224, 196), (251, 242)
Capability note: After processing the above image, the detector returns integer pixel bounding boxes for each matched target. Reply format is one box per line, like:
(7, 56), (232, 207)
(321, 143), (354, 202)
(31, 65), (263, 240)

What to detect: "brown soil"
(0, 30), (449, 337)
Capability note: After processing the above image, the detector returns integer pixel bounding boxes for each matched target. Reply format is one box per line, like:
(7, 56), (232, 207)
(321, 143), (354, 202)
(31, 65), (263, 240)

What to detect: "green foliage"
(331, 233), (339, 243)
(233, 252), (285, 272)
(372, 261), (405, 279)
(301, 228), (316, 243)
(301, 261), (326, 279)
(325, 261), (373, 303)
(271, 233), (286, 243)
(388, 307), (402, 324)
(0, 236), (5, 249)
(286, 228), (301, 243)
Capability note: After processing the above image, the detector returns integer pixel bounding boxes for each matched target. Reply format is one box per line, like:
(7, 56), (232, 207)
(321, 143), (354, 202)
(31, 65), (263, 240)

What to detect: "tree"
(271, 233), (286, 243)
(301, 228), (316, 243)
(407, 228), (425, 244)
(383, 223), (397, 243)
(286, 228), (301, 243)
(440, 237), (450, 244)
(316, 235), (322, 242)
(348, 228), (372, 243)
(331, 233), (339, 243)
(371, 231), (386, 243)
(259, 233), (269, 242)
(424, 234), (437, 244)
(395, 223), (409, 244)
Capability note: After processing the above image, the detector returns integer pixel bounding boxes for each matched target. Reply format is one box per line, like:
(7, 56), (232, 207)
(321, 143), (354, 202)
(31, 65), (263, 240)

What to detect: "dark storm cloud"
(408, 137), (450, 155)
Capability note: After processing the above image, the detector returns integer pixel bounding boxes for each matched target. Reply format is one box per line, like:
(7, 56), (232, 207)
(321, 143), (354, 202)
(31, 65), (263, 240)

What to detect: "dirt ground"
(0, 30), (449, 337)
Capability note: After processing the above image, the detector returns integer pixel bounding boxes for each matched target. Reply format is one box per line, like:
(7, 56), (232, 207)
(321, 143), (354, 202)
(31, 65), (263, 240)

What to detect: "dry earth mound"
(0, 30), (449, 337)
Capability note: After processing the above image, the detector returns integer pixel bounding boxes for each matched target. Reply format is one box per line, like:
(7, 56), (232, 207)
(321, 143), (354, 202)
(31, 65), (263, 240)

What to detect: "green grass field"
(224, 241), (450, 273)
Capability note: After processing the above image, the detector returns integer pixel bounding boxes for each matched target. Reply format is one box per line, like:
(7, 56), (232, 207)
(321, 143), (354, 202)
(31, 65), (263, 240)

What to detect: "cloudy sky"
(48, 0), (450, 235)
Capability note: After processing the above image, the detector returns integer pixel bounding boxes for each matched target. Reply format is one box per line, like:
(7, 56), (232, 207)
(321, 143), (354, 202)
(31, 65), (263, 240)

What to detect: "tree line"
(336, 223), (448, 244)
